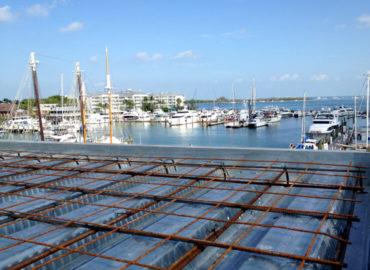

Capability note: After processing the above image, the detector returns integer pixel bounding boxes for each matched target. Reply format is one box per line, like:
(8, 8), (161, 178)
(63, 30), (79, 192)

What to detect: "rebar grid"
(0, 149), (366, 270)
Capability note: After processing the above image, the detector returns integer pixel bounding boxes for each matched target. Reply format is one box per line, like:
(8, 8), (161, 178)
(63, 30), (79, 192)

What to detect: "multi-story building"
(86, 92), (121, 113)
(86, 89), (186, 112)
(152, 92), (185, 108)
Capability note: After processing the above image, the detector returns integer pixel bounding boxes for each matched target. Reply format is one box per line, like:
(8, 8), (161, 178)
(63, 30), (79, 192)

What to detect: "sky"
(0, 0), (370, 100)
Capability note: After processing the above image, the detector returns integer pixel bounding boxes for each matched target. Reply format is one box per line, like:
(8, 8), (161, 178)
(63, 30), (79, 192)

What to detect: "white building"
(86, 89), (186, 112)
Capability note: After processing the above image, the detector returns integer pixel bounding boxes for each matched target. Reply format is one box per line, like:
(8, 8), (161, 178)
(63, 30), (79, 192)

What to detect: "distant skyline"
(0, 0), (369, 100)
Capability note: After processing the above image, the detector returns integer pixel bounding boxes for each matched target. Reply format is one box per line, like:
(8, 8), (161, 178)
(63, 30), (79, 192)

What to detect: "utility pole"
(76, 62), (87, 142)
(29, 52), (44, 141)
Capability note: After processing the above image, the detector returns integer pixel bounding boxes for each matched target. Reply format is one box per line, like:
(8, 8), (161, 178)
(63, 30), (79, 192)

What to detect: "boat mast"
(366, 72), (370, 148)
(252, 78), (256, 114)
(301, 90), (306, 143)
(76, 62), (87, 142)
(354, 95), (357, 149)
(61, 73), (64, 122)
(105, 46), (113, 144)
(367, 73), (369, 148)
(29, 52), (44, 141)
(232, 83), (235, 111)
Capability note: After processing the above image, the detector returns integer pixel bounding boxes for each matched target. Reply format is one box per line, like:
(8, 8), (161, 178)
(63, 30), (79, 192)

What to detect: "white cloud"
(201, 28), (246, 39)
(136, 52), (163, 61)
(270, 73), (299, 82)
(27, 4), (49, 17)
(0, 5), (16, 22)
(311, 74), (328, 81)
(221, 28), (246, 38)
(174, 50), (199, 60)
(59, 21), (84, 32)
(335, 24), (346, 29)
(89, 56), (99, 63)
(356, 14), (370, 28)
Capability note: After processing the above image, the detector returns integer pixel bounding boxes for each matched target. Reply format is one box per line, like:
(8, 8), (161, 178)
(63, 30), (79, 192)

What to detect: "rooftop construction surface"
(0, 141), (368, 270)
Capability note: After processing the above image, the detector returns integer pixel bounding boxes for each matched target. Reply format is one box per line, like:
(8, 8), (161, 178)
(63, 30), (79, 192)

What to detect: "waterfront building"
(0, 103), (13, 119)
(47, 106), (80, 121)
(86, 89), (186, 112)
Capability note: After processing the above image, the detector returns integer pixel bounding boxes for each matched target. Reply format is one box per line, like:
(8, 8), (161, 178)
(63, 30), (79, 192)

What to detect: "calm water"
(1, 96), (364, 148)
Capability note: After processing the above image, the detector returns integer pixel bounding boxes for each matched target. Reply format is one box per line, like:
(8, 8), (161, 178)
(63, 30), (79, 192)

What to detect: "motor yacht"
(168, 110), (199, 126)
(308, 112), (341, 140)
(249, 115), (267, 128)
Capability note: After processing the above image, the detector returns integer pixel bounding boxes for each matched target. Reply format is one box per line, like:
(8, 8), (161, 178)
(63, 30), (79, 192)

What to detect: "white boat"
(266, 113), (282, 125)
(94, 135), (124, 144)
(224, 119), (243, 128)
(136, 111), (151, 122)
(279, 108), (293, 118)
(333, 106), (354, 117)
(293, 139), (319, 150)
(308, 112), (341, 140)
(249, 116), (267, 128)
(86, 113), (107, 124)
(168, 110), (199, 126)
(46, 132), (78, 143)
(293, 110), (303, 117)
(2, 115), (39, 133)
(152, 110), (169, 122)
(123, 110), (139, 121)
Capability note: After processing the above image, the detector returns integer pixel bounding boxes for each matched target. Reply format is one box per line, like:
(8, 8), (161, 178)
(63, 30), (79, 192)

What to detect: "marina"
(1, 97), (366, 150)
(0, 2), (369, 269)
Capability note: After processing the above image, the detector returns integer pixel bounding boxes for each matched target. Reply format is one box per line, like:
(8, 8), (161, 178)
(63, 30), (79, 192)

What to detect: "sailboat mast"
(354, 95), (357, 148)
(105, 46), (113, 144)
(367, 73), (369, 148)
(29, 52), (44, 141)
(232, 83), (235, 111)
(76, 62), (87, 142)
(61, 73), (64, 122)
(252, 78), (256, 113)
(301, 90), (306, 143)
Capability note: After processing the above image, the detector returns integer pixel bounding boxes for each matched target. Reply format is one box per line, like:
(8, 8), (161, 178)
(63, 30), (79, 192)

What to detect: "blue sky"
(0, 0), (369, 100)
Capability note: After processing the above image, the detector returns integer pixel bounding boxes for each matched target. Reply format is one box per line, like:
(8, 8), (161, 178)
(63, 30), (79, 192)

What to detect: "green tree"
(176, 98), (183, 111)
(97, 102), (109, 113)
(123, 99), (135, 110)
(216, 96), (229, 102)
(186, 99), (196, 110)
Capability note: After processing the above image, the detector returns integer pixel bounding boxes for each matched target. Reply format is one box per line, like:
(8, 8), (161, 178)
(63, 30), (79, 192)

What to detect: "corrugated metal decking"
(0, 147), (367, 269)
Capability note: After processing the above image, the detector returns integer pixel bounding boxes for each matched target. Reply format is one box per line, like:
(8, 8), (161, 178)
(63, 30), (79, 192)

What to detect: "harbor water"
(1, 97), (365, 148)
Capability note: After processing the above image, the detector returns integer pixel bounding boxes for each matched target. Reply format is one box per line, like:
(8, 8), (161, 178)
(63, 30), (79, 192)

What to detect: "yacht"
(293, 139), (319, 150)
(168, 110), (199, 126)
(224, 117), (243, 128)
(293, 110), (303, 117)
(249, 115), (267, 128)
(152, 109), (169, 122)
(265, 112), (282, 125)
(123, 110), (139, 121)
(308, 112), (341, 140)
(136, 111), (151, 122)
(86, 113), (107, 124)
(279, 108), (293, 118)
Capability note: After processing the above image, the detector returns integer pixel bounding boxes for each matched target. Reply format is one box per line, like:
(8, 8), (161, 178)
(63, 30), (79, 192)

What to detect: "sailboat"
(93, 47), (131, 144)
(292, 91), (318, 150)
(225, 83), (242, 128)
